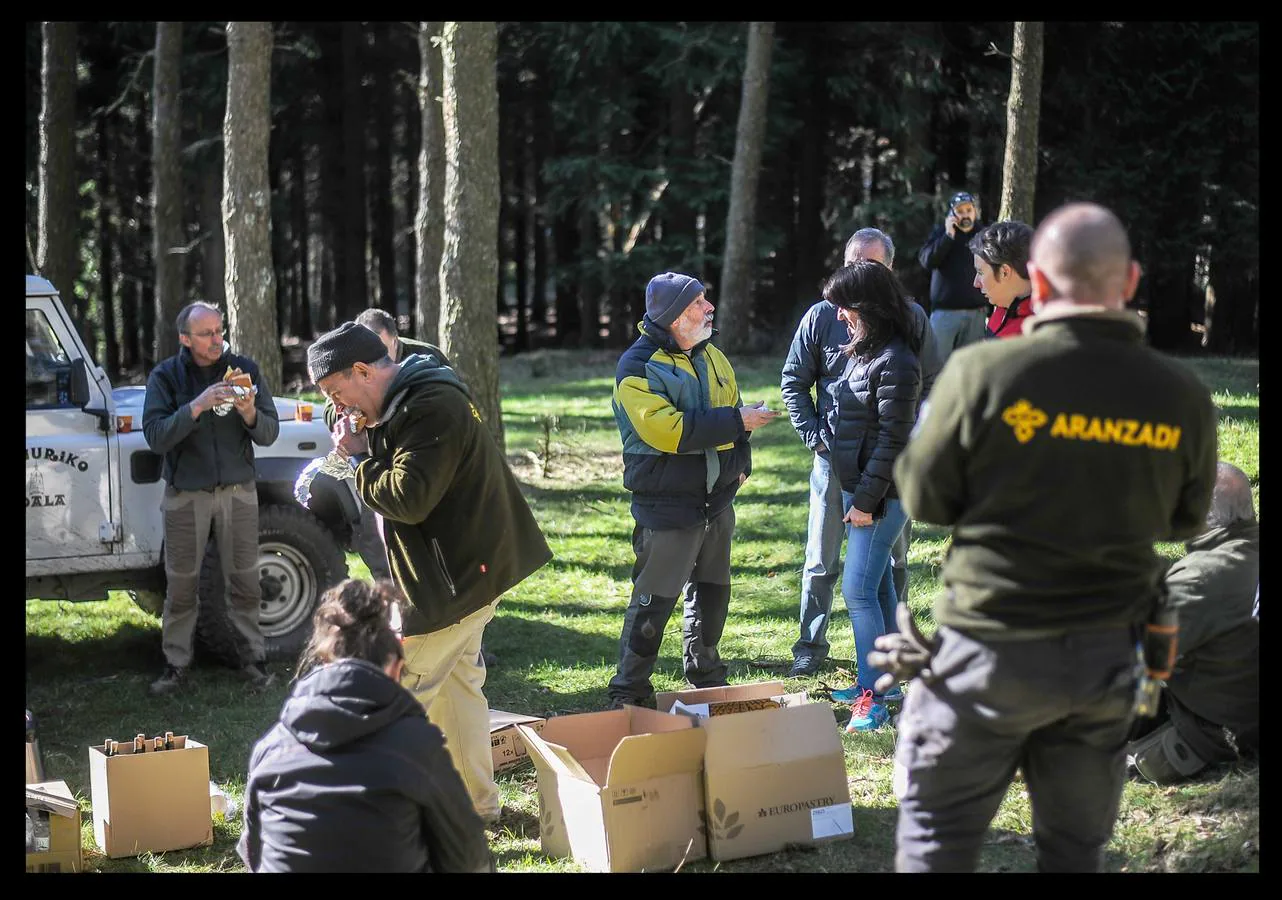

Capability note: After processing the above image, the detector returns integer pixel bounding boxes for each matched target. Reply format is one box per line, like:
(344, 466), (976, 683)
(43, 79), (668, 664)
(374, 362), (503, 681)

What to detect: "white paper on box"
(810, 802), (854, 839)
(669, 699), (710, 719)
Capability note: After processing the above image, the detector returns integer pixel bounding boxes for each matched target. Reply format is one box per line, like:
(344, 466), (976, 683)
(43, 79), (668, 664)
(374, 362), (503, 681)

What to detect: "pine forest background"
(27, 21), (1259, 416)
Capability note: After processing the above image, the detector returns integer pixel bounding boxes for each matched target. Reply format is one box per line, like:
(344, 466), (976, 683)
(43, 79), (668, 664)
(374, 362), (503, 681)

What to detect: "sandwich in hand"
(223, 365), (253, 391)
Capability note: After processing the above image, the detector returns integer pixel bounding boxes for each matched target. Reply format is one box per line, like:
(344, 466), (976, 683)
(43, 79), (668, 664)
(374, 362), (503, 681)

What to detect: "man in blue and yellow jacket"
(607, 272), (781, 708)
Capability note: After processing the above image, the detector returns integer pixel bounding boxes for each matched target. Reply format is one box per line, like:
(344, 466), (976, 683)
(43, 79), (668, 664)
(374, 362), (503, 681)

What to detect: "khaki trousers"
(161, 482), (263, 668)
(400, 598), (501, 819)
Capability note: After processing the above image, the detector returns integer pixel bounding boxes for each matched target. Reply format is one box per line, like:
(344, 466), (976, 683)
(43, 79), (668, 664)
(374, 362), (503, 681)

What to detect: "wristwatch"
(348, 452), (369, 470)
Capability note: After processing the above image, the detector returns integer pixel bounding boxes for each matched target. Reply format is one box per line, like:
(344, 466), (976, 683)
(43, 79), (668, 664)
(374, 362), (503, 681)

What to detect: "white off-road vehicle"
(25, 275), (359, 665)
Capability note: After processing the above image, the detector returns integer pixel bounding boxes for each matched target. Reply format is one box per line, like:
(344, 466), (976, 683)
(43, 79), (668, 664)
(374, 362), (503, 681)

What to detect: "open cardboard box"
(516, 705), (707, 872)
(489, 709), (546, 774)
(656, 680), (854, 862)
(88, 736), (214, 858)
(26, 780), (82, 873)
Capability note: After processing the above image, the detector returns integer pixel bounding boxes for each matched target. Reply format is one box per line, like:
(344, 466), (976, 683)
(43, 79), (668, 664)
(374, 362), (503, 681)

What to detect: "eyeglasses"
(950, 192), (977, 208)
(184, 329), (226, 340)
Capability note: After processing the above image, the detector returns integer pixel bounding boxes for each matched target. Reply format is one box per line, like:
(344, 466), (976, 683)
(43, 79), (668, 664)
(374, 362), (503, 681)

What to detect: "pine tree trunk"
(530, 48), (551, 329)
(223, 22), (281, 389)
(716, 22), (775, 354)
(97, 115), (119, 378)
(199, 137), (227, 310)
(339, 22), (367, 323)
(152, 22), (184, 361)
(292, 136), (311, 339)
(998, 22), (1044, 224)
(794, 24), (827, 316)
(37, 22), (80, 324)
(415, 22), (445, 345)
(371, 27), (397, 313)
(439, 22), (504, 449)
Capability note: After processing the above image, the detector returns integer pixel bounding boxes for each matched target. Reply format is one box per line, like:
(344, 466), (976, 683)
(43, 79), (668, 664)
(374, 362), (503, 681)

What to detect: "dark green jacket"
(354, 355), (552, 635)
(142, 346), (280, 490)
(322, 341), (450, 429)
(894, 306), (1218, 638)
(1164, 520), (1258, 733)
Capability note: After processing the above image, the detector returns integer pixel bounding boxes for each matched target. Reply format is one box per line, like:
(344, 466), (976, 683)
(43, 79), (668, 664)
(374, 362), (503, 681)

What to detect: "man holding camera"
(918, 191), (989, 365)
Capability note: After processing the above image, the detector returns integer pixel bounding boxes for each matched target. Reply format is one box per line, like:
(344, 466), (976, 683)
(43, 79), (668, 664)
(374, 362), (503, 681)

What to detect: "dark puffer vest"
(824, 335), (921, 515)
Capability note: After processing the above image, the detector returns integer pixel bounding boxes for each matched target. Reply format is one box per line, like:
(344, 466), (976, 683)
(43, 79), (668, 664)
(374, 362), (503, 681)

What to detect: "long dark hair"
(295, 578), (405, 679)
(824, 260), (914, 360)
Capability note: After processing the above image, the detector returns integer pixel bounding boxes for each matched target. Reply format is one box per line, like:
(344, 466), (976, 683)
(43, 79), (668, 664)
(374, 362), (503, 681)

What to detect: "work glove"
(867, 602), (940, 694)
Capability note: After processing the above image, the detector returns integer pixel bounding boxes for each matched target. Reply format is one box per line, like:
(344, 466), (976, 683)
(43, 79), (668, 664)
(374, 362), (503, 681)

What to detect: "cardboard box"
(88, 737), (214, 858)
(517, 706), (707, 873)
(489, 709), (546, 774)
(26, 780), (82, 873)
(656, 681), (854, 862)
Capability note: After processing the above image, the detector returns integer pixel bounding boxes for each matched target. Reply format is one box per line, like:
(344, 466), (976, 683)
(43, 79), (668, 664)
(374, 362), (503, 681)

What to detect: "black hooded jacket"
(237, 658), (493, 873)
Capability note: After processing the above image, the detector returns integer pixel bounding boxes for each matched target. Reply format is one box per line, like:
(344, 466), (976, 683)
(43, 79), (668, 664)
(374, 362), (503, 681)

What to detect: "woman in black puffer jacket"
(821, 261), (922, 733)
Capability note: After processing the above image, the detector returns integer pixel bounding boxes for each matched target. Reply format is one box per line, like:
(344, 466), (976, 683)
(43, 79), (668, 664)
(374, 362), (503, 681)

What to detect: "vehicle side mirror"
(69, 358), (91, 408)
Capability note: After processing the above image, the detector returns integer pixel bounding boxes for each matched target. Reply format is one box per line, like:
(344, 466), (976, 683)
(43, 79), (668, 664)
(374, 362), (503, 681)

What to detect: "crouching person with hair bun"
(237, 578), (494, 873)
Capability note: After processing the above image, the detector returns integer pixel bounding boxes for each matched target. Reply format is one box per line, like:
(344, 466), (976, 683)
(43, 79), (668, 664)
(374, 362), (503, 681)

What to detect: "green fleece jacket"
(353, 356), (552, 635)
(894, 306), (1218, 638)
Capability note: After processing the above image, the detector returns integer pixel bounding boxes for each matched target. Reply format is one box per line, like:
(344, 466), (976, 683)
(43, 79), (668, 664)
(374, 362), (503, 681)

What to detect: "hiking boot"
(481, 805), (506, 828)
(788, 655), (821, 678)
(845, 689), (889, 733)
(240, 662), (276, 691)
(149, 665), (185, 697)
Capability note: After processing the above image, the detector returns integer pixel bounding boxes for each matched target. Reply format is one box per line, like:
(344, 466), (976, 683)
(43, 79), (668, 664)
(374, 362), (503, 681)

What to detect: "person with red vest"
(969, 221), (1035, 339)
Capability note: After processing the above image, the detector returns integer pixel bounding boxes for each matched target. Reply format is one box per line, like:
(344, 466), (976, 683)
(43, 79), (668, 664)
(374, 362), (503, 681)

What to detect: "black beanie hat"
(307, 322), (389, 383)
(645, 272), (705, 328)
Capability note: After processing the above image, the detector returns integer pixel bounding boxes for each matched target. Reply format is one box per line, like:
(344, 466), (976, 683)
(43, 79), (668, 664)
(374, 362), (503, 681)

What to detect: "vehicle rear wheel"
(195, 503), (347, 667)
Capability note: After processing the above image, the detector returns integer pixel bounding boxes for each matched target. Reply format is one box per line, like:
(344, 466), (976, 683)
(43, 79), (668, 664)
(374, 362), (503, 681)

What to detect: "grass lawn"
(25, 351), (1258, 873)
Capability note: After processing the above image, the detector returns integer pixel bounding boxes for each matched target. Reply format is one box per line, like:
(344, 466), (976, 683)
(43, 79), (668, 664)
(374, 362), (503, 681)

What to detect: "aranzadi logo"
(1001, 399), (1048, 444)
(1001, 401), (1183, 451)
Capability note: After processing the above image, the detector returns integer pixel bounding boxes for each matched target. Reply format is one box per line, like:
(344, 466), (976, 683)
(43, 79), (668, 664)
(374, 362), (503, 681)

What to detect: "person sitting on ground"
(237, 578), (494, 873)
(1127, 462), (1259, 785)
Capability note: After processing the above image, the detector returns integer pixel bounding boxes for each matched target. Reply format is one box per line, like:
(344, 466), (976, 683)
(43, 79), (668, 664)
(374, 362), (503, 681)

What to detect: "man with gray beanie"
(306, 321), (552, 827)
(607, 272), (780, 708)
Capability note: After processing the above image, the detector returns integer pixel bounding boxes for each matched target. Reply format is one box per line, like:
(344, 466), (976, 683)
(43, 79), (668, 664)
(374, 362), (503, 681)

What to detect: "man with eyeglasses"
(781, 228), (941, 680)
(142, 301), (280, 696)
(918, 191), (990, 365)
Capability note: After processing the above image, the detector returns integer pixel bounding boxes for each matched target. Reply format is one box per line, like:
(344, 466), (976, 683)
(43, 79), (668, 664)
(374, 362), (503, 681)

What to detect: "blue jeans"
(792, 453), (845, 663)
(841, 492), (908, 695)
(930, 308), (987, 367)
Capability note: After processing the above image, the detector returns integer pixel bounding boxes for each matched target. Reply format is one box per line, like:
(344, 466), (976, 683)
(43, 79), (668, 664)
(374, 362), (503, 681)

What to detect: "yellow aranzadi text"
(1000, 400), (1182, 450)
(1048, 412), (1181, 450)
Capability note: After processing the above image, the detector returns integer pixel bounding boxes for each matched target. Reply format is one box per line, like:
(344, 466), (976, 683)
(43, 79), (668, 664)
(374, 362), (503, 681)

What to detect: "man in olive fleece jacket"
(308, 322), (552, 826)
(888, 203), (1218, 873)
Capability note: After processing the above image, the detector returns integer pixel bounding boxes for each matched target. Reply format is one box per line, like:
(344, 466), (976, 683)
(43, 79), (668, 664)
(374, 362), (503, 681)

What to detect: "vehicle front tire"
(195, 503), (348, 667)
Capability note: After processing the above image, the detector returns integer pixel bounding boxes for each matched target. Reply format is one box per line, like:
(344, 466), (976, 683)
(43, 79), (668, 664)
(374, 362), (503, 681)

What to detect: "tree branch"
(91, 49), (154, 121)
